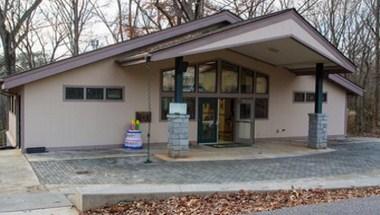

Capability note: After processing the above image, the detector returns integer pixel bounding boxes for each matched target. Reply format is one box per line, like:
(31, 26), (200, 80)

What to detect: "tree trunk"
(375, 0), (380, 130)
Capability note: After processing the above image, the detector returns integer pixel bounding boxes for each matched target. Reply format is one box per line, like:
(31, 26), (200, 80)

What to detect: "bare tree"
(53, 0), (95, 56)
(0, 0), (42, 75)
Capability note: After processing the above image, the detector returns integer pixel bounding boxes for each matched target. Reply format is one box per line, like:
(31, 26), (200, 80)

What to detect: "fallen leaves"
(83, 186), (380, 215)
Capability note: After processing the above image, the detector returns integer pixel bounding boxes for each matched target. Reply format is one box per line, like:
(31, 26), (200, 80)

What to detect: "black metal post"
(315, 63), (324, 114)
(174, 57), (188, 103)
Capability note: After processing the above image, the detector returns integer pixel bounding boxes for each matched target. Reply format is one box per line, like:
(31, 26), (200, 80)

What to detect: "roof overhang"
(148, 9), (356, 74)
(1, 11), (241, 90)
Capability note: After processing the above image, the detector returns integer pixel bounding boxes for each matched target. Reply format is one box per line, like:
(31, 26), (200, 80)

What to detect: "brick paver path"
(30, 141), (380, 184)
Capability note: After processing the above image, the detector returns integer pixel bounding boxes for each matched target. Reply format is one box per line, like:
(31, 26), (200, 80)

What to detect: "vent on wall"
(25, 147), (47, 154)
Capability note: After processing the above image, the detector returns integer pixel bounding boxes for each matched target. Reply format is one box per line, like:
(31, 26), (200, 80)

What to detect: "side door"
(234, 98), (255, 144)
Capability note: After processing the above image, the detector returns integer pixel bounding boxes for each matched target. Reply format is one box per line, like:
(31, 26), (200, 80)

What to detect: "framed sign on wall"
(135, 111), (152, 123)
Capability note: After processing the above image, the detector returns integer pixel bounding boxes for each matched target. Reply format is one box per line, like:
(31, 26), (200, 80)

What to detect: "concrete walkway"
(256, 196), (380, 215)
(0, 150), (42, 193)
(0, 150), (78, 214)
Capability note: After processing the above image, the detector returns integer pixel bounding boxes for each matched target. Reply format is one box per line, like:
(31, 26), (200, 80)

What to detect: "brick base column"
(167, 114), (189, 158)
(308, 113), (328, 149)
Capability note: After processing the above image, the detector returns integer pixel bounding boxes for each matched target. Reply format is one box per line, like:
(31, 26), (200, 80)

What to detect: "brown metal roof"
(1, 9), (362, 96)
(2, 10), (240, 89)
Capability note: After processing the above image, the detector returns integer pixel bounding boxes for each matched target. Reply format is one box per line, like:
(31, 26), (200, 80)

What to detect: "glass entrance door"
(198, 98), (218, 143)
(234, 99), (255, 144)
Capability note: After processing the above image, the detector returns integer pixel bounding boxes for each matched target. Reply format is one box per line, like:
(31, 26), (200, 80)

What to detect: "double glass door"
(198, 98), (254, 144)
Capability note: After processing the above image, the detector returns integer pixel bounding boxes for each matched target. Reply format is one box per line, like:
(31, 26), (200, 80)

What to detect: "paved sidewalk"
(29, 141), (380, 185)
(0, 150), (43, 193)
(256, 196), (380, 215)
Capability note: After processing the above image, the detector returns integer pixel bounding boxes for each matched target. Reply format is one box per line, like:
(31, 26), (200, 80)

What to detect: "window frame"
(255, 97), (269, 119)
(63, 85), (124, 102)
(160, 65), (196, 93)
(159, 96), (196, 121)
(86, 87), (105, 100)
(159, 59), (270, 121)
(293, 92), (306, 103)
(255, 72), (269, 95)
(64, 86), (84, 101)
(105, 87), (124, 101)
(240, 67), (255, 94)
(220, 60), (239, 94)
(197, 61), (218, 93)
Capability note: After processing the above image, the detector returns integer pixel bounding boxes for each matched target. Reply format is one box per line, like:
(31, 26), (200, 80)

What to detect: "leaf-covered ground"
(83, 187), (380, 215)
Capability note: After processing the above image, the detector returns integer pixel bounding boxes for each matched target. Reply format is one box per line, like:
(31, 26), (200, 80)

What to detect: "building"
(1, 9), (363, 152)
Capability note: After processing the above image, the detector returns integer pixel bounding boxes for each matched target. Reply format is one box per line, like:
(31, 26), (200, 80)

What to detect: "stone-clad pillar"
(308, 113), (328, 149)
(167, 114), (189, 158)
(308, 63), (328, 149)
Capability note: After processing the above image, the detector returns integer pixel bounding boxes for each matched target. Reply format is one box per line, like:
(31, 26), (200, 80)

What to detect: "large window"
(240, 68), (254, 93)
(160, 97), (196, 120)
(198, 61), (217, 93)
(221, 61), (238, 93)
(65, 86), (123, 101)
(162, 66), (195, 92)
(159, 59), (270, 121)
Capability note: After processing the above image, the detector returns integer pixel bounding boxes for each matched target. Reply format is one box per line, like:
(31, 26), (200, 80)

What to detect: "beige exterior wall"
(21, 50), (347, 149)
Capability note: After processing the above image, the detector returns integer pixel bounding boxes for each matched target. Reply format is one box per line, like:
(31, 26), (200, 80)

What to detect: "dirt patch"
(83, 186), (380, 215)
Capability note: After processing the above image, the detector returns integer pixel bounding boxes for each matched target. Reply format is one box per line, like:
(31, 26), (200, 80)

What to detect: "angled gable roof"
(149, 9), (356, 74)
(2, 10), (241, 90)
(1, 9), (362, 96)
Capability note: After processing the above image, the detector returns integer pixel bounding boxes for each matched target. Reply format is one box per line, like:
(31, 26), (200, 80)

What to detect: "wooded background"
(0, 0), (379, 137)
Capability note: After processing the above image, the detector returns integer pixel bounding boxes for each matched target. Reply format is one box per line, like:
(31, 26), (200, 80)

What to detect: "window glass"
(106, 88), (123, 100)
(65, 87), (84, 100)
(240, 68), (254, 93)
(198, 61), (217, 93)
(184, 97), (196, 119)
(162, 66), (195, 92)
(256, 74), (268, 94)
(162, 70), (175, 92)
(255, 98), (268, 119)
(306, 92), (315, 102)
(161, 97), (173, 120)
(294, 92), (305, 102)
(86, 88), (104, 100)
(306, 92), (327, 102)
(183, 66), (195, 92)
(240, 103), (251, 119)
(161, 97), (196, 120)
(221, 61), (238, 93)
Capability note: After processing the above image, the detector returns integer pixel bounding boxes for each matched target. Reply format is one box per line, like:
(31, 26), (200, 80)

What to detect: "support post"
(315, 63), (324, 113)
(308, 63), (328, 149)
(174, 57), (188, 103)
(168, 56), (190, 158)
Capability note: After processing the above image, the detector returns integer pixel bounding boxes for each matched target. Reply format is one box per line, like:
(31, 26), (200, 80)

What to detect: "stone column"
(167, 114), (189, 158)
(308, 113), (328, 149)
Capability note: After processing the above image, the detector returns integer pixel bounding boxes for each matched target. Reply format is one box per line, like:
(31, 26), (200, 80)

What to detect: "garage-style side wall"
(22, 50), (347, 149)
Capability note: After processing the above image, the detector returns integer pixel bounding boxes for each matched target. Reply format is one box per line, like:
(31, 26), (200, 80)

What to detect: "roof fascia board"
(150, 10), (356, 73)
(3, 11), (241, 90)
(150, 12), (290, 61)
(288, 12), (356, 73)
(328, 74), (363, 96)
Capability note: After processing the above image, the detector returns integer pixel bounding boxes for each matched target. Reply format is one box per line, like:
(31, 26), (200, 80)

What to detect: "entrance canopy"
(146, 9), (356, 74)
